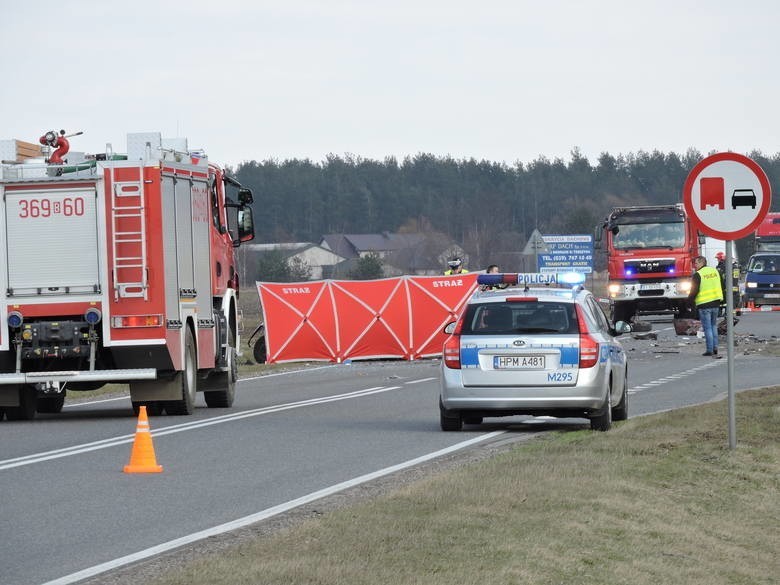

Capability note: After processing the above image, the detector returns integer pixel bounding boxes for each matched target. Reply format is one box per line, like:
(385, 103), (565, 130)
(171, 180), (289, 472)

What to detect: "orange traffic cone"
(124, 405), (163, 473)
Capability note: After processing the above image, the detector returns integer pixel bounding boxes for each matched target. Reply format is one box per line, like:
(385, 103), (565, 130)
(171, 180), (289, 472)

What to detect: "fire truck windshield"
(612, 222), (685, 250)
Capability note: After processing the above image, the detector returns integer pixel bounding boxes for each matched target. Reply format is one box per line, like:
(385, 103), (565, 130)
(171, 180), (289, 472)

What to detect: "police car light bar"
(477, 272), (586, 287)
(557, 272), (587, 285)
(477, 273), (519, 286)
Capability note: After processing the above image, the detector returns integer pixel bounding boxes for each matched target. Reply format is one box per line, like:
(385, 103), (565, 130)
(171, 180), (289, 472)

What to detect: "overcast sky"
(2, 1), (778, 168)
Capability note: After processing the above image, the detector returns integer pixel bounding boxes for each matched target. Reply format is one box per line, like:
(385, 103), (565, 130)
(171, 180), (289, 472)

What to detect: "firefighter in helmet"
(715, 252), (727, 315)
(715, 251), (726, 276)
(714, 251), (740, 315)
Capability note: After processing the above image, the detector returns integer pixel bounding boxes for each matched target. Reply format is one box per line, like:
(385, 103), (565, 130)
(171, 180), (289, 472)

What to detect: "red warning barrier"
(257, 274), (478, 363)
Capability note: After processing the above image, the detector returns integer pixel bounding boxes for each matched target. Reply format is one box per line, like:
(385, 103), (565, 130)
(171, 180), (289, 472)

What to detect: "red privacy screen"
(256, 274), (478, 363)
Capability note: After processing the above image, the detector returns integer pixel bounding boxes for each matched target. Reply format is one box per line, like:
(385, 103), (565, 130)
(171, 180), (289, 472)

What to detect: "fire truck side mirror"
(237, 187), (254, 205)
(236, 206), (255, 246)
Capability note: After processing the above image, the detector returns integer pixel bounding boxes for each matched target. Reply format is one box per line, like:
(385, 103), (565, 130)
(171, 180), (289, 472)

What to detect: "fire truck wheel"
(5, 385), (38, 421)
(204, 345), (237, 408)
(131, 401), (164, 416)
(165, 328), (197, 416)
(37, 391), (66, 414)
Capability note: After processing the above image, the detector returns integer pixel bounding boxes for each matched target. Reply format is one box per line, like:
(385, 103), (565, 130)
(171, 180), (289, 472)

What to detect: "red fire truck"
(754, 212), (780, 252)
(595, 203), (700, 324)
(0, 131), (254, 420)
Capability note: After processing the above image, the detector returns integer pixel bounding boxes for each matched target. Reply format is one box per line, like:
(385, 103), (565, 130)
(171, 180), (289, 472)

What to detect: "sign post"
(522, 229), (548, 272)
(537, 234), (594, 274)
(683, 152), (772, 449)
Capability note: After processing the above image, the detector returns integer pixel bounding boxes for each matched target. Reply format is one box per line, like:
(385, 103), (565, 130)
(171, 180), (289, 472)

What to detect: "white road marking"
(235, 364), (336, 383)
(62, 395), (127, 407)
(63, 365), (338, 408)
(405, 377), (437, 384)
(628, 361), (722, 394)
(1, 384), (413, 471)
(38, 430), (506, 585)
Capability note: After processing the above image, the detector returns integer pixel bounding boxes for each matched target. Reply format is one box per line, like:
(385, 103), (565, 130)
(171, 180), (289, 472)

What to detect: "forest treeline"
(234, 148), (780, 269)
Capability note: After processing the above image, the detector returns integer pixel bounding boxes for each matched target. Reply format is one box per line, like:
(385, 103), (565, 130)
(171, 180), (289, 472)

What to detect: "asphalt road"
(0, 311), (778, 585)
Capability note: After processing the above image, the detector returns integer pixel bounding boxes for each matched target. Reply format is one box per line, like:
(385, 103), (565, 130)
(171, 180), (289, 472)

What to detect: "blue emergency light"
(557, 272), (586, 285)
(477, 272), (586, 287)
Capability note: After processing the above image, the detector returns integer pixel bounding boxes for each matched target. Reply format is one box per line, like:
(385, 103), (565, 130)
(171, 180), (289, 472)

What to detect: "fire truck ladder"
(111, 169), (149, 300)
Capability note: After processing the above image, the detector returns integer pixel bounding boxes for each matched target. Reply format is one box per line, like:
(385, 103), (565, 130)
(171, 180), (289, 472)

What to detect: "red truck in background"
(754, 212), (780, 252)
(0, 131), (255, 420)
(595, 204), (700, 324)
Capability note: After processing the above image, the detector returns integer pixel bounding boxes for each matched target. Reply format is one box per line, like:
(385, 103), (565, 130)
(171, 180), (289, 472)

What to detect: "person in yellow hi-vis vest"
(688, 255), (725, 358)
(444, 257), (468, 275)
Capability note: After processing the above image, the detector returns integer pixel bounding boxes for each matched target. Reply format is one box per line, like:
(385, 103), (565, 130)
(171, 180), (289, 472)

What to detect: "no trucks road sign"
(683, 152), (772, 240)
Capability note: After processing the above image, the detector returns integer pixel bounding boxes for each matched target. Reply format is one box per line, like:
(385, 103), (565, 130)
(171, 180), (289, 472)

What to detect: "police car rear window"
(462, 301), (578, 335)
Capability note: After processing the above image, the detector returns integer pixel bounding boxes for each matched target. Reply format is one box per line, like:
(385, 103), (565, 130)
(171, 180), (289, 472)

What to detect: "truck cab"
(595, 204), (699, 324)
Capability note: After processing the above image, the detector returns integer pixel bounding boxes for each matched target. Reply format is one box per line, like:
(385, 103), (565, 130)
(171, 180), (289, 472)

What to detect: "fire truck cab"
(595, 204), (700, 324)
(0, 131), (254, 420)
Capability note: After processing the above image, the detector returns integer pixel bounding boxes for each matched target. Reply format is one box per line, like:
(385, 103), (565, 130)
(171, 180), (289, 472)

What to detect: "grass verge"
(146, 387), (780, 585)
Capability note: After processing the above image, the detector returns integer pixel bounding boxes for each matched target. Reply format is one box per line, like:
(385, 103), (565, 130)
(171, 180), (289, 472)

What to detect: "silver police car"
(440, 275), (630, 431)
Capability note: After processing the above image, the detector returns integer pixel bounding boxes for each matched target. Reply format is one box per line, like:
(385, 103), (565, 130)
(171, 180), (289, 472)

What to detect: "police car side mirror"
(443, 322), (456, 334)
(613, 320), (632, 335)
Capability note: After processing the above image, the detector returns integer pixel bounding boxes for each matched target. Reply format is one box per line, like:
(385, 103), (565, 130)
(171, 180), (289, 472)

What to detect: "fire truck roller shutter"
(161, 175), (181, 321)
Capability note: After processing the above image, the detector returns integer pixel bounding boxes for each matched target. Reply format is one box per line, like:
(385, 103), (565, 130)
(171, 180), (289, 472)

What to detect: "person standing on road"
(715, 251), (726, 276)
(715, 251), (727, 316)
(481, 264), (508, 290)
(688, 255), (724, 358)
(444, 257), (468, 275)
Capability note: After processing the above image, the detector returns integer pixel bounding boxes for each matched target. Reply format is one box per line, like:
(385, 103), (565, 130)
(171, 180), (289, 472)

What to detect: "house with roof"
(239, 233), (467, 283)
(320, 232), (466, 275)
(239, 242), (346, 281)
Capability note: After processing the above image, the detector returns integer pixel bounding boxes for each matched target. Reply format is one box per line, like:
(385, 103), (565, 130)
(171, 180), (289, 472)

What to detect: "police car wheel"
(439, 399), (463, 432)
(590, 384), (613, 432)
(612, 371), (629, 422)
